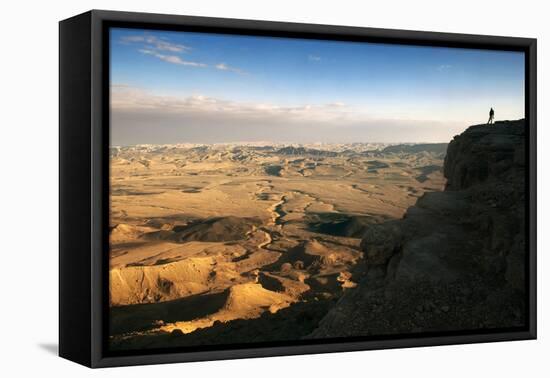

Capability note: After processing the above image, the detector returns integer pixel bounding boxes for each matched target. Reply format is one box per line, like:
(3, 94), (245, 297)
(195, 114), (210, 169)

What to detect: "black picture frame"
(59, 9), (537, 368)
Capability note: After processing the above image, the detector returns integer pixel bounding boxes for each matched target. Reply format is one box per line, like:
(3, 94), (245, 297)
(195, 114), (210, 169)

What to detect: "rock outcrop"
(309, 120), (527, 338)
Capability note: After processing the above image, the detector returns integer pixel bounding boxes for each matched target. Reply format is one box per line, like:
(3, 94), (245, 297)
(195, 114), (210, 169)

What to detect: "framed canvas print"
(59, 10), (537, 368)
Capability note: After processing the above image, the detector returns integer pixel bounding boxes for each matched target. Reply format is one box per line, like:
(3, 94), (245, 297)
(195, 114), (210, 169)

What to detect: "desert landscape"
(108, 141), (448, 349)
(107, 28), (527, 352)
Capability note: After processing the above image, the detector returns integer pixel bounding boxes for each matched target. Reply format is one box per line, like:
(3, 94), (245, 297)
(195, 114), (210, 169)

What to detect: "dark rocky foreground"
(309, 119), (527, 338)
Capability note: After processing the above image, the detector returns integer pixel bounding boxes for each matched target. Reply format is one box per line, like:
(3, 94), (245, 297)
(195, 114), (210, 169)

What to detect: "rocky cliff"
(309, 119), (527, 338)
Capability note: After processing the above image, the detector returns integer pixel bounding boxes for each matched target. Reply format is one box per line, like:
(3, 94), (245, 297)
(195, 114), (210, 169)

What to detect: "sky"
(110, 27), (525, 146)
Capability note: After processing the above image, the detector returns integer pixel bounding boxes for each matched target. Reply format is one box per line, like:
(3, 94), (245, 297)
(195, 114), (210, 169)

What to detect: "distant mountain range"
(381, 143), (448, 155)
(111, 142), (450, 158)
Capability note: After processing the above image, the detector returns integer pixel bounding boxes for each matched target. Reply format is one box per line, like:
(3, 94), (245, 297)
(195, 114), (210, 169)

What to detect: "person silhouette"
(488, 107), (495, 124)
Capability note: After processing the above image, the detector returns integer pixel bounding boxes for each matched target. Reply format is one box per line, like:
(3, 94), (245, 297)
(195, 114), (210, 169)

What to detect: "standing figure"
(488, 107), (495, 124)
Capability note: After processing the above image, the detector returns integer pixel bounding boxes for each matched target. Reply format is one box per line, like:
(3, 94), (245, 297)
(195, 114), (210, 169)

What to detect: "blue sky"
(110, 27), (525, 145)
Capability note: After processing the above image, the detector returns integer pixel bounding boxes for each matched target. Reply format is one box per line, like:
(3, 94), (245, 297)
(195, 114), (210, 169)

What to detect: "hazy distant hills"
(275, 146), (338, 157)
(381, 143), (448, 155)
(111, 142), (449, 159)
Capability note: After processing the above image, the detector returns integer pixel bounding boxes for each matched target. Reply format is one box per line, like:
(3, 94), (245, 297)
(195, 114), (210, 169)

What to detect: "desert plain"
(108, 142), (447, 350)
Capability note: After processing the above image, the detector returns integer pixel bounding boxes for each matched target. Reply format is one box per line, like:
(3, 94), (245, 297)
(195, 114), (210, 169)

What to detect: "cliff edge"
(309, 119), (527, 338)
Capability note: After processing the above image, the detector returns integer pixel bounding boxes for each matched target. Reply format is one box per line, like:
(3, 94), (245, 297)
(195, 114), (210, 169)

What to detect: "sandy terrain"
(109, 142), (446, 350)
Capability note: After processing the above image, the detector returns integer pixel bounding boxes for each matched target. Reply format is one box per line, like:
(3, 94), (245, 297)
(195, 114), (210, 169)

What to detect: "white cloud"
(437, 64), (453, 72)
(215, 62), (245, 74)
(308, 55), (321, 62)
(120, 34), (244, 73)
(215, 63), (229, 70)
(121, 35), (191, 53)
(111, 85), (352, 121)
(110, 85), (467, 145)
(138, 49), (207, 67)
(327, 101), (346, 107)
